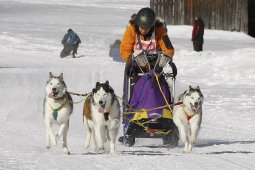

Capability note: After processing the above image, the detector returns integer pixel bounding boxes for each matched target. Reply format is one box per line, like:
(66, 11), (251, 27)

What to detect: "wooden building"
(150, 0), (255, 37)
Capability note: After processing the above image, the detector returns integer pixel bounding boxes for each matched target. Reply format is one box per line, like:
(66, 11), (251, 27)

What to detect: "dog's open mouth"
(49, 91), (59, 98)
(190, 103), (199, 111)
(98, 104), (105, 113)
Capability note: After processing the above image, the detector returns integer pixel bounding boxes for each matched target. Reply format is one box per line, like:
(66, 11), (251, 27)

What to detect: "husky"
(173, 85), (204, 153)
(83, 81), (120, 153)
(43, 72), (73, 154)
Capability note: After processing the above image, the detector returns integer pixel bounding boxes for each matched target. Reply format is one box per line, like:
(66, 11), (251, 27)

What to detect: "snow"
(1, 0), (255, 170)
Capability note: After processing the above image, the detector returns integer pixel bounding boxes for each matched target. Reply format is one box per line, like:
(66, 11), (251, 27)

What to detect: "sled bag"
(129, 70), (171, 119)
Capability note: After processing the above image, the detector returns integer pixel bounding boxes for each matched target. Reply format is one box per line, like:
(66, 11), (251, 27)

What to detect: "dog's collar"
(49, 96), (68, 120)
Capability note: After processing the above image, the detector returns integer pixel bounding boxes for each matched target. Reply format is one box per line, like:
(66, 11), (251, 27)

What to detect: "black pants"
(60, 44), (79, 58)
(193, 40), (203, 52)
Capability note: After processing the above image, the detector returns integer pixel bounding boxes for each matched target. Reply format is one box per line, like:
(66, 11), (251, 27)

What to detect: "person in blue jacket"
(60, 29), (81, 58)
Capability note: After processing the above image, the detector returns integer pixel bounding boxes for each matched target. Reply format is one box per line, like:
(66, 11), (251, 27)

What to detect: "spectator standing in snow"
(109, 39), (122, 62)
(192, 16), (204, 52)
(60, 29), (81, 58)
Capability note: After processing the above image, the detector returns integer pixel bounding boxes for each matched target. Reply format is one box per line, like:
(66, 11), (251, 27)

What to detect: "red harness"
(182, 107), (194, 122)
(184, 111), (193, 121)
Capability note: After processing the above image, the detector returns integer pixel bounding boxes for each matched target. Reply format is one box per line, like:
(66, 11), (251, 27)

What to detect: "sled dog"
(173, 86), (204, 153)
(83, 81), (120, 153)
(43, 72), (73, 154)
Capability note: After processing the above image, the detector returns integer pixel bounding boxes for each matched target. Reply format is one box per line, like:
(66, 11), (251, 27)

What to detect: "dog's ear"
(92, 88), (97, 94)
(49, 72), (53, 79)
(189, 85), (192, 90)
(108, 86), (114, 94)
(188, 85), (192, 92)
(105, 80), (109, 85)
(196, 85), (200, 90)
(96, 82), (100, 87)
(188, 85), (195, 93)
(59, 73), (63, 80)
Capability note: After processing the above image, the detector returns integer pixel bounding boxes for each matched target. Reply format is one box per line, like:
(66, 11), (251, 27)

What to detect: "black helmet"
(135, 8), (156, 29)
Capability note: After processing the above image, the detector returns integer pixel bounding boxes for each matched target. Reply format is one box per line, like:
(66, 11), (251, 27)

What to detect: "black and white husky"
(173, 86), (204, 153)
(43, 72), (73, 154)
(83, 81), (120, 153)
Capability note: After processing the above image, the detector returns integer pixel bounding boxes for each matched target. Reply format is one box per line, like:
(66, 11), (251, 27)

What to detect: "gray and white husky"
(173, 86), (204, 153)
(43, 72), (73, 154)
(83, 81), (120, 153)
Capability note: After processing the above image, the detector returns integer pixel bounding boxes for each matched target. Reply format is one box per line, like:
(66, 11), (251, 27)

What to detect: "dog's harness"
(182, 107), (195, 122)
(49, 96), (68, 121)
(185, 111), (192, 121)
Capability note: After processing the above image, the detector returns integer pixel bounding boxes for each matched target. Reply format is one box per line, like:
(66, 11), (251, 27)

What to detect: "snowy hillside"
(0, 0), (255, 170)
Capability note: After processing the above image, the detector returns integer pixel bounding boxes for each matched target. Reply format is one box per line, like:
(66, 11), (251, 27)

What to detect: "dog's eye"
(103, 94), (107, 96)
(50, 83), (53, 85)
(191, 97), (194, 99)
(57, 83), (60, 85)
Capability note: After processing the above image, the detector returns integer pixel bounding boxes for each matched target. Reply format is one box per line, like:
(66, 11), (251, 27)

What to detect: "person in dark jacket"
(60, 29), (81, 58)
(109, 39), (122, 62)
(192, 16), (204, 52)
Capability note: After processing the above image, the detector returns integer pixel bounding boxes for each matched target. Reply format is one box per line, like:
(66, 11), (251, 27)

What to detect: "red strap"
(185, 112), (192, 121)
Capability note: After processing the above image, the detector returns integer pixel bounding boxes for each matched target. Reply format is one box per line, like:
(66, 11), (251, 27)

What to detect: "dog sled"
(119, 52), (179, 147)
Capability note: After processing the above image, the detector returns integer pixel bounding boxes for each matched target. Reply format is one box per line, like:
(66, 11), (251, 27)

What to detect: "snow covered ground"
(0, 0), (255, 169)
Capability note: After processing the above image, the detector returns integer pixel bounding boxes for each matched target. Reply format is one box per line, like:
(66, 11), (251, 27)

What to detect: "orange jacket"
(120, 24), (175, 62)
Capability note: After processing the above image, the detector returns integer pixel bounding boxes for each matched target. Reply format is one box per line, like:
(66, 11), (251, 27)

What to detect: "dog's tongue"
(98, 106), (104, 113)
(48, 92), (54, 98)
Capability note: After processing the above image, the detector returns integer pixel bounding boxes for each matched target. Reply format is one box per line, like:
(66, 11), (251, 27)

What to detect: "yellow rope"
(154, 73), (173, 113)
(67, 92), (91, 104)
(71, 97), (87, 104)
(122, 116), (171, 135)
(120, 72), (175, 135)
(122, 105), (169, 115)
(141, 115), (163, 125)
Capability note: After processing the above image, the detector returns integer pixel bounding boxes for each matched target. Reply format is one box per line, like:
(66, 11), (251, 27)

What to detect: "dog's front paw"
(183, 150), (191, 154)
(183, 142), (192, 153)
(63, 147), (70, 155)
(190, 135), (196, 146)
(109, 142), (116, 154)
(186, 143), (193, 153)
(191, 139), (196, 146)
(183, 147), (192, 153)
(98, 148), (105, 154)
(45, 140), (51, 149)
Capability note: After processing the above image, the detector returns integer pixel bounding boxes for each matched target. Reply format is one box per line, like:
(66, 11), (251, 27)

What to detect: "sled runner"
(119, 52), (179, 147)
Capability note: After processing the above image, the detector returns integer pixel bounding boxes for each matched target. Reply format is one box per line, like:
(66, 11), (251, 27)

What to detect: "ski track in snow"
(0, 1), (255, 170)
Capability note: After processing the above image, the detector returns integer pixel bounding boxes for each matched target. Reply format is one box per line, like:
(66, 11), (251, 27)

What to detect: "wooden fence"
(150, 0), (248, 33)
